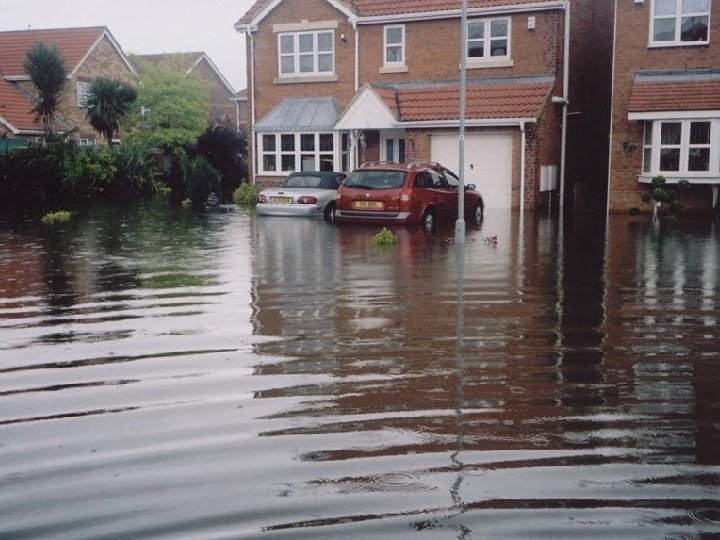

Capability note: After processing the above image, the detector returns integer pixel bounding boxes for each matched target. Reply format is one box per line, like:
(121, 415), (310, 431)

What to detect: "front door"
(381, 130), (406, 163)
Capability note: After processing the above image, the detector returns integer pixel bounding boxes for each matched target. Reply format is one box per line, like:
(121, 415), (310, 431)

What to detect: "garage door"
(431, 132), (513, 209)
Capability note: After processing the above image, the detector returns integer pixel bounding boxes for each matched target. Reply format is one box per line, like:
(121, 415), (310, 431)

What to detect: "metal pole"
(455, 0), (468, 244)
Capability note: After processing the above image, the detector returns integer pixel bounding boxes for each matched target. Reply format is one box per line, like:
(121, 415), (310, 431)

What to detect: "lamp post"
(455, 0), (468, 244)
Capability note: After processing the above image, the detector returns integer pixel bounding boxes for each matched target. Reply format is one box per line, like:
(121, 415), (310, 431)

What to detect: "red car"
(335, 161), (484, 229)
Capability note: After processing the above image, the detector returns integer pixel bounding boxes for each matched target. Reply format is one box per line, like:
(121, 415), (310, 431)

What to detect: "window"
(278, 30), (334, 77)
(643, 119), (718, 176)
(467, 18), (510, 60)
(384, 25), (405, 66)
(651, 0), (709, 45)
(259, 132), (337, 173)
(77, 81), (92, 108)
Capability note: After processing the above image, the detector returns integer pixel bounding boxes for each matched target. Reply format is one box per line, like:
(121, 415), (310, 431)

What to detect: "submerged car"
(335, 161), (484, 229)
(256, 171), (346, 222)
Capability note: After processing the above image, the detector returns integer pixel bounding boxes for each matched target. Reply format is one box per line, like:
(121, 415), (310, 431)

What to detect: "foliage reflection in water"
(0, 203), (718, 538)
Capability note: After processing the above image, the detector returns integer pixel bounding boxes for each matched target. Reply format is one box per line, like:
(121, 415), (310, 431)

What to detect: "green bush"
(179, 153), (220, 206)
(371, 227), (397, 247)
(110, 142), (163, 198)
(62, 146), (116, 198)
(233, 182), (259, 206)
(41, 210), (73, 225)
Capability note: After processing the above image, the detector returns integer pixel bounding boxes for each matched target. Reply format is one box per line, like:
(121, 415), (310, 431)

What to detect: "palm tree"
(85, 78), (137, 143)
(25, 42), (67, 136)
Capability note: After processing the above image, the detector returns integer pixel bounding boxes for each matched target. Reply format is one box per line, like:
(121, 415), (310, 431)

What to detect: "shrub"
(62, 146), (116, 199)
(41, 210), (73, 225)
(196, 126), (247, 199)
(110, 142), (163, 199)
(371, 227), (397, 247)
(179, 153), (220, 206)
(233, 182), (259, 206)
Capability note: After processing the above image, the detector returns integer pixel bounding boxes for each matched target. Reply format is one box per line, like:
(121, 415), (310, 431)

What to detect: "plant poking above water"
(233, 182), (259, 206)
(642, 175), (691, 219)
(371, 227), (397, 247)
(41, 210), (73, 225)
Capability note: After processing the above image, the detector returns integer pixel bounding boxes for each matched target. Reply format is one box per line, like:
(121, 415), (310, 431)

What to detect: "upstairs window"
(384, 25), (405, 66)
(467, 17), (510, 61)
(278, 30), (334, 77)
(77, 81), (91, 108)
(651, 0), (709, 45)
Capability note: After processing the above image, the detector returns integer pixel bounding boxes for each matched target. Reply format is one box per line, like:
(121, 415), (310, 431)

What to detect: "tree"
(25, 42), (67, 136)
(196, 125), (247, 197)
(86, 78), (137, 143)
(124, 57), (210, 150)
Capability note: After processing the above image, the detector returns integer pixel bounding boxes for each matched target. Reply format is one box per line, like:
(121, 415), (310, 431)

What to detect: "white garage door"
(431, 132), (513, 209)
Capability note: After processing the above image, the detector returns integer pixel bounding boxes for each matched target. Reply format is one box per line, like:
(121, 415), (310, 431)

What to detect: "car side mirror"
(466, 183), (476, 191)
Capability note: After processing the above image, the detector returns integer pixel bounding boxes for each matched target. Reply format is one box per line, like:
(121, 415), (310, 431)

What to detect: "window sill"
(638, 174), (720, 185)
(379, 65), (408, 74)
(274, 75), (338, 84)
(466, 58), (514, 69)
(648, 41), (709, 49)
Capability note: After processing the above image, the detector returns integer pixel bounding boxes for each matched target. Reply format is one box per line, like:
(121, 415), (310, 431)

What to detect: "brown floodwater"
(0, 202), (718, 538)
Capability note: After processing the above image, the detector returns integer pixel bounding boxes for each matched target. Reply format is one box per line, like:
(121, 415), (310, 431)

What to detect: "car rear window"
(283, 175), (323, 188)
(344, 171), (406, 189)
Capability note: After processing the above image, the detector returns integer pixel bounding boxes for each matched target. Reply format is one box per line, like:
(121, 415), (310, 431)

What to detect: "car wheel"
(323, 202), (336, 223)
(421, 208), (435, 232)
(471, 202), (484, 225)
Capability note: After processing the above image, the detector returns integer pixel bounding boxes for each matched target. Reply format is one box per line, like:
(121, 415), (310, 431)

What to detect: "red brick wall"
(192, 60), (238, 130)
(65, 37), (135, 141)
(610, 0), (720, 213)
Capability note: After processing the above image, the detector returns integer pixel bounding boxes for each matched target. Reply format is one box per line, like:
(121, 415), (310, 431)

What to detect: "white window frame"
(77, 81), (92, 108)
(649, 0), (710, 47)
(383, 25), (405, 67)
(466, 17), (512, 67)
(642, 118), (720, 179)
(277, 30), (335, 78)
(381, 130), (406, 163)
(257, 132), (340, 174)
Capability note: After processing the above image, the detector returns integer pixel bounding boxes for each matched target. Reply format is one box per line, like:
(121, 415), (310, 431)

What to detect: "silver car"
(256, 171), (346, 222)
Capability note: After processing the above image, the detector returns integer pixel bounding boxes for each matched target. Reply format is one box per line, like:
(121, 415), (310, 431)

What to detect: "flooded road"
(1, 203), (719, 538)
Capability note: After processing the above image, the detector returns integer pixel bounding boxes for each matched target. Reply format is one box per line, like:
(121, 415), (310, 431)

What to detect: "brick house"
(136, 52), (242, 132)
(235, 0), (613, 210)
(0, 26), (136, 145)
(608, 0), (720, 214)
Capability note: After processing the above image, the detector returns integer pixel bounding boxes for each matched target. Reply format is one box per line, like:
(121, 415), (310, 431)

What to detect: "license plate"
(270, 197), (293, 204)
(353, 200), (384, 209)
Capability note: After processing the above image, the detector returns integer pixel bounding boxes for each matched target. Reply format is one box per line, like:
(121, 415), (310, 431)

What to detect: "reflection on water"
(0, 203), (718, 538)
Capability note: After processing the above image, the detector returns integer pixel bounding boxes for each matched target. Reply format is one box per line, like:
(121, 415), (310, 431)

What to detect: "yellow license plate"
(353, 200), (384, 209)
(270, 197), (293, 204)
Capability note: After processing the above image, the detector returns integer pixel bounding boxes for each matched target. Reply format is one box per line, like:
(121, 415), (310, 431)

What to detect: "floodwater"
(0, 202), (719, 539)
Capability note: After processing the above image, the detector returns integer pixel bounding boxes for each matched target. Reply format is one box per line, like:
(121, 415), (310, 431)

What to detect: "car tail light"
(257, 194), (267, 203)
(297, 196), (317, 204)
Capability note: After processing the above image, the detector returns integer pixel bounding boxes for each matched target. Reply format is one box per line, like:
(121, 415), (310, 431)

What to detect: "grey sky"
(0, 0), (253, 91)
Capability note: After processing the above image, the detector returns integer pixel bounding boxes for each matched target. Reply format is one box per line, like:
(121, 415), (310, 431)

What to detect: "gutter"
(398, 117), (537, 128)
(354, 1), (566, 25)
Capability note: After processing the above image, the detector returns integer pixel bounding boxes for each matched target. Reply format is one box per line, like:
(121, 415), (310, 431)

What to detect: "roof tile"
(0, 79), (39, 132)
(377, 78), (554, 122)
(628, 80), (720, 113)
(0, 26), (106, 77)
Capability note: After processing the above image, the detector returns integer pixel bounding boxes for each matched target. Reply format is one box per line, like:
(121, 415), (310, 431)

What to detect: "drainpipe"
(520, 121), (526, 215)
(353, 20), (359, 92)
(559, 0), (570, 211)
(248, 28), (257, 184)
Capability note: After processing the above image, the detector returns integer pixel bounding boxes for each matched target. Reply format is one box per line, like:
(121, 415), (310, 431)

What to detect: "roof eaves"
(0, 114), (20, 134)
(354, 0), (565, 24)
(69, 27), (137, 77)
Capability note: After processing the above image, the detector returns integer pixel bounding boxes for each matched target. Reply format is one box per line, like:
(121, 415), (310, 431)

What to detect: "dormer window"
(278, 30), (334, 77)
(651, 0), (709, 46)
